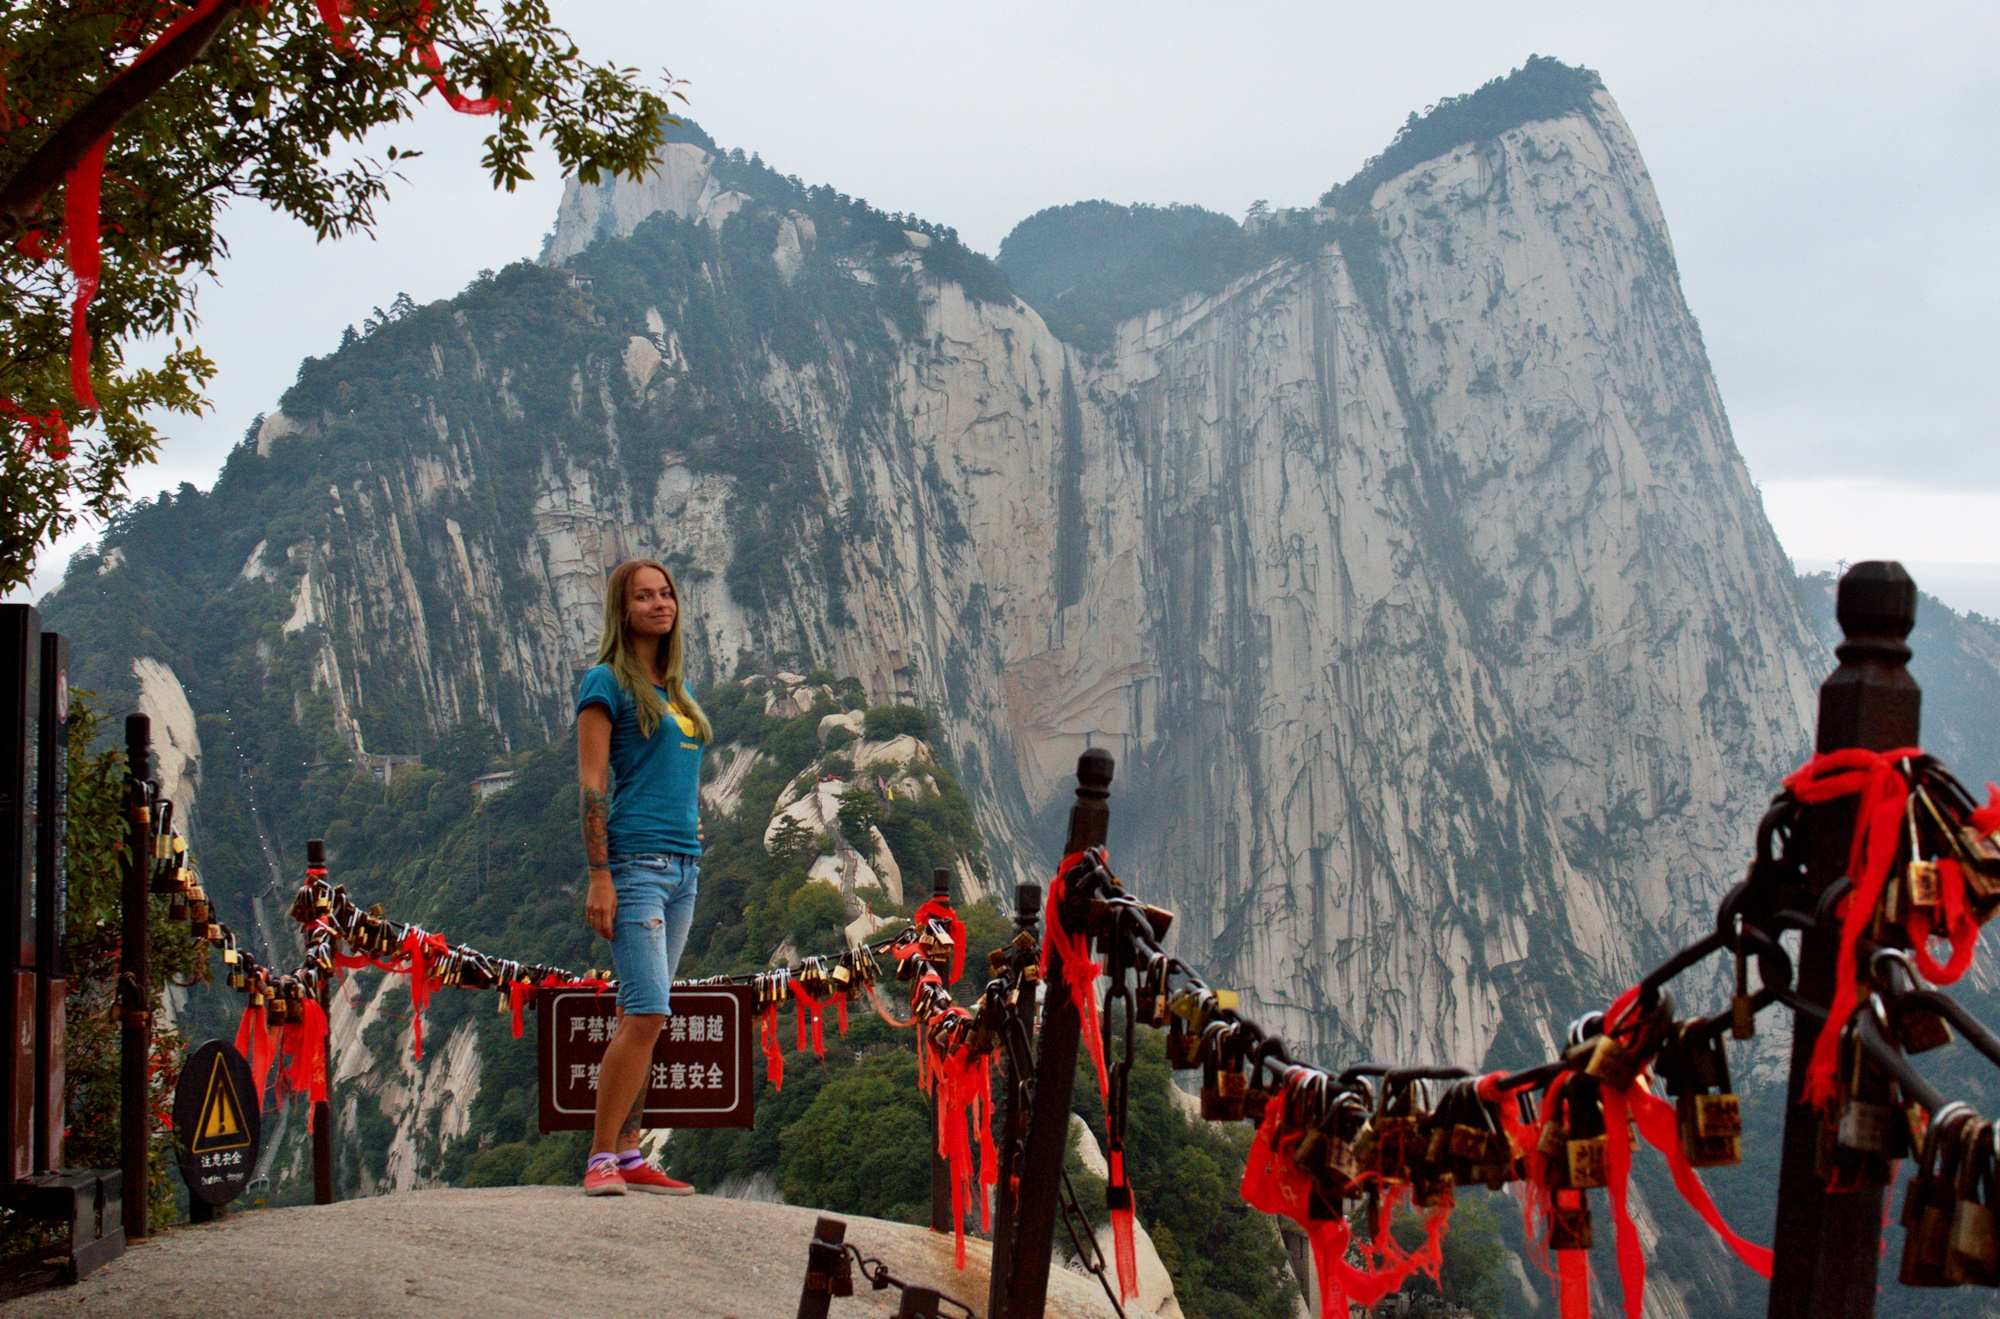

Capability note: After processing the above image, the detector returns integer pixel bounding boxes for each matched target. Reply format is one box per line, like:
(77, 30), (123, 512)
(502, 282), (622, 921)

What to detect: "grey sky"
(18, 1), (2000, 609)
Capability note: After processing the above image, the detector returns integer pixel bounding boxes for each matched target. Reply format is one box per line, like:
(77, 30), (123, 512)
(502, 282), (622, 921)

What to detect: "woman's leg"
(593, 860), (674, 1158)
(614, 857), (700, 1153)
(593, 1011), (663, 1155)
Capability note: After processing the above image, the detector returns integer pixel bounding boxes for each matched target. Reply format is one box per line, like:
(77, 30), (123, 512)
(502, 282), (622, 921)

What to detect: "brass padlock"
(1947, 1119), (2000, 1285)
(1908, 858), (1942, 908)
(1567, 1135), (1608, 1190)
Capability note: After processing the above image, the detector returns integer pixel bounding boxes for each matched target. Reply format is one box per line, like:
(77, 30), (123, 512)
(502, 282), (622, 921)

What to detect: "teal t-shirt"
(575, 664), (703, 857)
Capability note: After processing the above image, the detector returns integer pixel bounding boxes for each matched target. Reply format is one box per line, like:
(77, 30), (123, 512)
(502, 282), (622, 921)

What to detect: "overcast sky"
(16, 1), (2000, 613)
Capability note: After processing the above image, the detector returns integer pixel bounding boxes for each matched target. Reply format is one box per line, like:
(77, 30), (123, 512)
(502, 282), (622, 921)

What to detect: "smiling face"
(624, 566), (678, 643)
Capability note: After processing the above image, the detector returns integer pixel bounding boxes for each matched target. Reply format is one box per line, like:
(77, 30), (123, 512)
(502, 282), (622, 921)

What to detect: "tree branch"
(0, 0), (253, 234)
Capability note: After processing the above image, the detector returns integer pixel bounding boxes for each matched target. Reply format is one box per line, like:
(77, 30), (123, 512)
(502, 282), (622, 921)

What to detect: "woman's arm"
(578, 706), (616, 939)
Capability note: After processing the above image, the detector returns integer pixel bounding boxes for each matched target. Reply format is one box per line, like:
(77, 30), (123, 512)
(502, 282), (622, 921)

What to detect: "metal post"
(34, 631), (67, 1174)
(928, 866), (952, 1235)
(985, 878), (1042, 1319)
(309, 838), (334, 1206)
(796, 1214), (848, 1319)
(119, 715), (151, 1240)
(1766, 561), (1920, 1318)
(1003, 749), (1112, 1319)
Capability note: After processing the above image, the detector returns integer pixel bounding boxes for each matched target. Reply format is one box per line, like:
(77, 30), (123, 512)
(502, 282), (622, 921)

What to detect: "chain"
(839, 1244), (976, 1318)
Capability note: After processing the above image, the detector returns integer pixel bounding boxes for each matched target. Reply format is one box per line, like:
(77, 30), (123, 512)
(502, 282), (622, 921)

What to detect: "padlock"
(1898, 1001), (1955, 1055)
(1902, 1109), (1972, 1287)
(1585, 995), (1670, 1090)
(1946, 1119), (2000, 1286)
(1548, 1189), (1593, 1251)
(1199, 1025), (1245, 1121)
(1908, 859), (1943, 908)
(1667, 1027), (1742, 1168)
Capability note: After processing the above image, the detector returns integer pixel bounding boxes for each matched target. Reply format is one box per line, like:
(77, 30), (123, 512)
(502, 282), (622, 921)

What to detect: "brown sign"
(537, 985), (755, 1132)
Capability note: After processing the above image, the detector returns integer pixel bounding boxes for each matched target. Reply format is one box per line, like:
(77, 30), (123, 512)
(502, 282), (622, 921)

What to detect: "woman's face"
(625, 567), (678, 641)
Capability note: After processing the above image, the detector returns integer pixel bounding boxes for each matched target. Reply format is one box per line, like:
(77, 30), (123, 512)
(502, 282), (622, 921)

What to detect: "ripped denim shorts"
(606, 853), (698, 1016)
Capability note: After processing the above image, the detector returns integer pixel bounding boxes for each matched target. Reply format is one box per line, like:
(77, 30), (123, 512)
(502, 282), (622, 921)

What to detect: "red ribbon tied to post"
(1042, 850), (1110, 1105)
(1781, 747), (1924, 1109)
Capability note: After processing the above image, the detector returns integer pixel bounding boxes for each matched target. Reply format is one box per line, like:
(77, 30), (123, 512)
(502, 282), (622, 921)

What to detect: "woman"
(575, 558), (712, 1195)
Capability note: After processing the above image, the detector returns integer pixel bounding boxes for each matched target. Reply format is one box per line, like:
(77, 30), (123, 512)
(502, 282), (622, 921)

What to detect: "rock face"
(51, 70), (1828, 1140)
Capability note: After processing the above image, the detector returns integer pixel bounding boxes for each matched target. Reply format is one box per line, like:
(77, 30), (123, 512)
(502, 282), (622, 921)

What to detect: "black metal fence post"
(309, 839), (335, 1206)
(1766, 561), (1921, 1318)
(119, 714), (151, 1241)
(927, 868), (952, 1234)
(1003, 748), (1112, 1319)
(985, 877), (1041, 1318)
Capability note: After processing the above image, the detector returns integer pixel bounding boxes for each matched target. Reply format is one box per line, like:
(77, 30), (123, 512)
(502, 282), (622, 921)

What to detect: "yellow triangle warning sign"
(190, 1052), (251, 1154)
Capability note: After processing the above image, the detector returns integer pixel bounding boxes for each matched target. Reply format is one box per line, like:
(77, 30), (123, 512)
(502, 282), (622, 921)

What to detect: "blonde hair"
(595, 559), (712, 742)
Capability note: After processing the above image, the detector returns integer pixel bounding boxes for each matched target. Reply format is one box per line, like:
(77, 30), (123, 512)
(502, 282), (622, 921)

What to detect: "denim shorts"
(606, 853), (698, 1016)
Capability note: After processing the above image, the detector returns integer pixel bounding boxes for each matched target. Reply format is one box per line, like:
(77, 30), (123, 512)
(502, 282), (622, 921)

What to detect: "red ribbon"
(1041, 850), (1109, 1105)
(277, 998), (331, 1128)
(835, 990), (849, 1038)
(911, 897), (967, 985)
(1908, 857), (1979, 984)
(1108, 1148), (1140, 1300)
(1782, 747), (1924, 1108)
(1973, 783), (2000, 838)
(234, 1003), (274, 1110)
(62, 135), (108, 410)
(0, 397), (70, 460)
(790, 980), (827, 1059)
(929, 1011), (994, 1269)
(400, 928), (449, 1061)
(759, 1002), (784, 1091)
(1627, 1086), (1773, 1276)
(1240, 1089), (1349, 1317)
(1558, 1243), (1591, 1319)
(509, 980), (535, 1039)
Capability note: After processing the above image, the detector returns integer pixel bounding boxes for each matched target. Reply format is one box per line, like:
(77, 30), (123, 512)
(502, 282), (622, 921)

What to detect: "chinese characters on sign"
(537, 986), (754, 1131)
(171, 1040), (262, 1206)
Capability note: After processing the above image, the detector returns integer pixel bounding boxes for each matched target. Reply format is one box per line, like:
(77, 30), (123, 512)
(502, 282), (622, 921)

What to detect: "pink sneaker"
(618, 1162), (695, 1196)
(582, 1162), (626, 1197)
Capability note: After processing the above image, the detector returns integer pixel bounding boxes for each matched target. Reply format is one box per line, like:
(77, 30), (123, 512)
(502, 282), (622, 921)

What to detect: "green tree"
(835, 782), (881, 855)
(0, 0), (687, 593)
(1389, 1193), (1513, 1316)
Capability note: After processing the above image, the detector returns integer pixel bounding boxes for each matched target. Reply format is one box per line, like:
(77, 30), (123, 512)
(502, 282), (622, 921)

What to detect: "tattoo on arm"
(581, 785), (611, 870)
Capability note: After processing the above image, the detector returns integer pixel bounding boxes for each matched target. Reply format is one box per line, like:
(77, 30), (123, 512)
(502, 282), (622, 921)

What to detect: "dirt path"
(8, 1187), (1123, 1317)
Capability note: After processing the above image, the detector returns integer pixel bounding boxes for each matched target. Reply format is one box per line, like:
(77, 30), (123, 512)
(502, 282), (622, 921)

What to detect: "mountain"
(38, 56), (2000, 1314)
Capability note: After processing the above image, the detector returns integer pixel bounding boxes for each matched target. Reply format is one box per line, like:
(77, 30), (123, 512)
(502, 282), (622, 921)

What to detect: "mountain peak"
(1318, 54), (1606, 212)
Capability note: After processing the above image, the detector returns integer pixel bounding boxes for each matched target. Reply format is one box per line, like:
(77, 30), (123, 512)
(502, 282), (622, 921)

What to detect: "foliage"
(834, 782), (881, 854)
(1387, 1194), (1513, 1316)
(0, 0), (684, 593)
(0, 691), (206, 1257)
(861, 704), (933, 742)
(1317, 56), (1604, 213)
(996, 200), (1329, 354)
